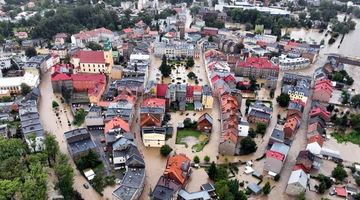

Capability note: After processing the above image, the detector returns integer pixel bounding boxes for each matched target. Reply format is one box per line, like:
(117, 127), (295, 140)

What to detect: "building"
(201, 27), (219, 36)
(306, 134), (324, 155)
(269, 128), (285, 145)
(287, 100), (305, 118)
(271, 55), (311, 70)
(104, 117), (130, 135)
(283, 115), (301, 139)
(264, 142), (290, 175)
(71, 27), (114, 48)
(140, 98), (166, 127)
(0, 69), (40, 94)
(312, 78), (333, 103)
(197, 113), (213, 133)
(25, 54), (54, 71)
(285, 169), (308, 196)
(164, 154), (191, 185)
(177, 189), (211, 200)
(151, 176), (181, 200)
(238, 121), (250, 138)
(248, 102), (272, 125)
(154, 42), (196, 59)
(85, 106), (104, 128)
(64, 128), (97, 160)
(112, 137), (145, 200)
(202, 85), (213, 109)
(247, 183), (262, 195)
(235, 57), (279, 78)
(294, 150), (320, 172)
(71, 50), (113, 74)
(19, 100), (44, 152)
(141, 126), (166, 147)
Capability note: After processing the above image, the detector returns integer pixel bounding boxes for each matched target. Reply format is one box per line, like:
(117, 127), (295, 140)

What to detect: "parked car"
(83, 183), (89, 189)
(100, 138), (106, 143)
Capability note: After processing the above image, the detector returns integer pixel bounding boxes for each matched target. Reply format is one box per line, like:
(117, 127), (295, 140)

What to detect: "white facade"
(71, 28), (114, 48)
(142, 133), (166, 147)
(154, 42), (195, 59)
(0, 70), (40, 94)
(286, 169), (308, 196)
(306, 142), (322, 155)
(272, 55), (311, 70)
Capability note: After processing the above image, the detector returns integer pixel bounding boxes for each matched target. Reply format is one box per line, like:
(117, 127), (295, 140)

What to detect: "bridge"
(326, 53), (360, 66)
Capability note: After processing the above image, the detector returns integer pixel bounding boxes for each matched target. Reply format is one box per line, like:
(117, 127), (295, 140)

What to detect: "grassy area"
(331, 131), (360, 145)
(185, 103), (194, 111)
(176, 129), (202, 144)
(192, 134), (209, 152)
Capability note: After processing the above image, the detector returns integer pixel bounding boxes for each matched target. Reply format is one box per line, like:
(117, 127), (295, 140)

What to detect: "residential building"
(151, 176), (181, 200)
(193, 85), (202, 102)
(235, 57), (279, 78)
(154, 42), (196, 59)
(309, 106), (330, 122)
(269, 128), (285, 145)
(248, 102), (272, 125)
(105, 89), (136, 123)
(25, 54), (54, 71)
(19, 100), (45, 152)
(71, 27), (114, 48)
(104, 117), (130, 135)
(285, 169), (308, 196)
(85, 106), (104, 128)
(201, 27), (219, 36)
(312, 78), (333, 103)
(141, 126), (166, 147)
(140, 98), (166, 127)
(64, 128), (97, 160)
(177, 189), (211, 200)
(112, 137), (145, 200)
(306, 134), (324, 155)
(197, 113), (213, 133)
(294, 150), (320, 172)
(264, 142), (290, 175)
(201, 85), (213, 109)
(71, 49), (113, 74)
(283, 115), (301, 139)
(163, 154), (191, 185)
(238, 121), (250, 138)
(287, 100), (305, 118)
(247, 183), (262, 195)
(186, 85), (194, 103)
(176, 84), (187, 102)
(271, 55), (310, 70)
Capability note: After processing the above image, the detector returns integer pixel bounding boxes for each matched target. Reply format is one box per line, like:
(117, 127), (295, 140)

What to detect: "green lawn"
(185, 103), (194, 111)
(331, 131), (360, 145)
(176, 129), (202, 144)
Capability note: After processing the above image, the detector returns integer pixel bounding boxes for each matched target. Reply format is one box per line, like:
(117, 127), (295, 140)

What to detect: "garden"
(175, 119), (209, 152)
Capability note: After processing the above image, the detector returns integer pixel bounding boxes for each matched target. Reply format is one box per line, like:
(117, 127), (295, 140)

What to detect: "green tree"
(208, 161), (217, 181)
(356, 177), (360, 186)
(276, 93), (291, 107)
(73, 108), (86, 126)
(204, 155), (210, 163)
(297, 192), (306, 200)
(21, 162), (47, 200)
(316, 181), (327, 194)
(274, 174), (281, 181)
(0, 96), (12, 102)
(331, 165), (348, 181)
(350, 114), (360, 132)
(0, 179), (21, 200)
(25, 47), (37, 58)
(52, 100), (59, 108)
(342, 91), (350, 104)
(193, 155), (200, 164)
(215, 180), (233, 200)
(208, 35), (213, 42)
(351, 94), (360, 108)
(187, 71), (197, 80)
(44, 134), (59, 166)
(256, 122), (267, 135)
(186, 57), (195, 68)
(263, 181), (271, 195)
(160, 144), (172, 156)
(215, 167), (229, 181)
(240, 137), (257, 155)
(159, 55), (171, 77)
(86, 41), (103, 51)
(249, 76), (257, 91)
(21, 83), (32, 96)
(55, 153), (74, 199)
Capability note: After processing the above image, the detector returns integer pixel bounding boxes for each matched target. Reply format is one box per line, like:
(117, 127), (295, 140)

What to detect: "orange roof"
(164, 154), (191, 185)
(308, 134), (324, 147)
(114, 89), (136, 104)
(140, 113), (161, 127)
(284, 115), (300, 131)
(141, 98), (166, 108)
(222, 129), (238, 144)
(104, 117), (130, 133)
(193, 85), (202, 92)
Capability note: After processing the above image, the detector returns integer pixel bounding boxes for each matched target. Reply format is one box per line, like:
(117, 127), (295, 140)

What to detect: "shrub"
(160, 144), (172, 157)
(204, 155), (210, 163)
(193, 155), (200, 164)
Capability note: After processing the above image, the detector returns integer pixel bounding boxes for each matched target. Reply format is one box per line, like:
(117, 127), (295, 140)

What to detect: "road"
(38, 71), (106, 200)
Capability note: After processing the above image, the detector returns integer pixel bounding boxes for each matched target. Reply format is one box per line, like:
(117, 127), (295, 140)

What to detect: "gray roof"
(288, 101), (304, 112)
(287, 169), (308, 189)
(151, 185), (175, 200)
(142, 126), (166, 135)
(247, 183), (262, 194)
(270, 142), (290, 156)
(113, 168), (145, 200)
(249, 109), (271, 120)
(201, 183), (215, 192)
(178, 189), (211, 200)
(198, 113), (213, 124)
(271, 129), (285, 142)
(67, 138), (96, 156)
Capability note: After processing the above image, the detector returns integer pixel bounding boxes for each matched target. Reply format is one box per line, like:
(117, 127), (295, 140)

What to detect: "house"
(112, 138), (145, 200)
(201, 27), (219, 36)
(193, 86), (202, 102)
(247, 183), (262, 195)
(151, 176), (181, 200)
(287, 100), (305, 118)
(313, 78), (333, 102)
(194, 101), (203, 111)
(19, 100), (45, 152)
(186, 85), (194, 103)
(85, 106), (104, 128)
(307, 116), (326, 136)
(177, 189), (211, 200)
(248, 102), (272, 125)
(156, 83), (169, 100)
(201, 85), (214, 109)
(71, 27), (114, 48)
(283, 115), (301, 139)
(112, 137), (143, 169)
(285, 169), (308, 196)
(264, 142), (290, 175)
(309, 107), (330, 122)
(269, 128), (285, 145)
(163, 154), (191, 185)
(104, 117), (130, 135)
(294, 150), (320, 172)
(140, 98), (166, 127)
(0, 69), (40, 94)
(306, 134), (324, 155)
(238, 121), (250, 138)
(64, 128), (97, 160)
(176, 84), (187, 102)
(197, 113), (213, 133)
(235, 57), (279, 78)
(71, 49), (113, 74)
(141, 126), (166, 147)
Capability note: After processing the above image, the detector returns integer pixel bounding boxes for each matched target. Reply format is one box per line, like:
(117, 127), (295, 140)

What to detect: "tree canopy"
(240, 137), (257, 155)
(332, 165), (348, 181)
(276, 93), (291, 107)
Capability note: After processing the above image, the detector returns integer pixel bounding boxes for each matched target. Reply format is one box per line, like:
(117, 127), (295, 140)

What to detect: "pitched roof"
(141, 98), (166, 109)
(266, 150), (285, 161)
(308, 134), (324, 147)
(198, 113), (213, 124)
(284, 115), (300, 131)
(237, 57), (279, 70)
(140, 113), (161, 127)
(186, 85), (194, 98)
(287, 169), (308, 189)
(104, 117), (130, 133)
(156, 84), (168, 97)
(270, 142), (290, 157)
(74, 50), (105, 64)
(164, 154), (191, 185)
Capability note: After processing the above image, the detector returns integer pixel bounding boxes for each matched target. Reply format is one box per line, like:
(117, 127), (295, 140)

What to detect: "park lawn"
(192, 134), (209, 152)
(176, 129), (202, 144)
(185, 103), (194, 111)
(331, 131), (360, 145)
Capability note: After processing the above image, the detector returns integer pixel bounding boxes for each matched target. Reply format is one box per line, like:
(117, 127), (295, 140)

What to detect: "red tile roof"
(141, 98), (166, 108)
(164, 154), (191, 185)
(193, 85), (202, 93)
(335, 187), (347, 197)
(223, 74), (236, 83)
(74, 50), (105, 64)
(156, 84), (168, 97)
(51, 73), (71, 81)
(237, 57), (279, 70)
(309, 107), (330, 121)
(211, 75), (221, 84)
(104, 117), (130, 133)
(266, 150), (285, 161)
(123, 28), (133, 34)
(186, 85), (194, 98)
(140, 113), (161, 127)
(308, 134), (324, 147)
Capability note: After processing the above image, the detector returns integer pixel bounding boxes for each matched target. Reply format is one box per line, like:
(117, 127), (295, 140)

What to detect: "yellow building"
(72, 50), (113, 74)
(141, 127), (166, 147)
